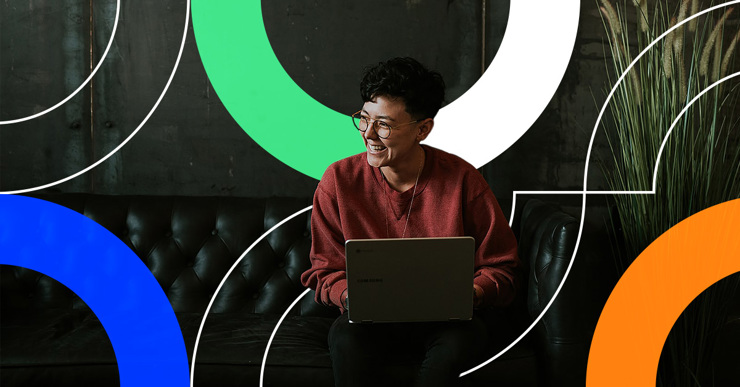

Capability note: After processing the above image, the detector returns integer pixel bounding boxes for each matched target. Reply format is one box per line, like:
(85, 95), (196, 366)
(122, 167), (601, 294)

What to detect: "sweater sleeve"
(466, 188), (519, 307)
(300, 178), (348, 312)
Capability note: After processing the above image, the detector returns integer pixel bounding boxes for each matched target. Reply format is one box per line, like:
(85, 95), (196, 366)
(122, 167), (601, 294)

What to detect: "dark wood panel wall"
(1, 0), (92, 192)
(2, 0), (632, 200)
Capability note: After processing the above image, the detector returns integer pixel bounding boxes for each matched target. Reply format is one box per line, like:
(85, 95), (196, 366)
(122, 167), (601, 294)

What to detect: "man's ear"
(416, 118), (434, 142)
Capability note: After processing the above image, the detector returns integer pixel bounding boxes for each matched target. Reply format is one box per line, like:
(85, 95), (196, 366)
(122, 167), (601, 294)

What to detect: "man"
(301, 57), (519, 386)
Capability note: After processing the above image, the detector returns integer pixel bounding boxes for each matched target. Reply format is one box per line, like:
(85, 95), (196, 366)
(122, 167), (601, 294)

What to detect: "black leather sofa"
(0, 194), (597, 386)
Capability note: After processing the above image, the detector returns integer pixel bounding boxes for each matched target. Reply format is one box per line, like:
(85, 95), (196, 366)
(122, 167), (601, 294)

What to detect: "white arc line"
(651, 71), (740, 191)
(509, 64), (738, 222)
(0, 0), (191, 195)
(259, 288), (311, 387)
(508, 190), (653, 227)
(0, 0), (121, 125)
(583, 0), (740, 195)
(461, 1), (740, 377)
(190, 204), (313, 387)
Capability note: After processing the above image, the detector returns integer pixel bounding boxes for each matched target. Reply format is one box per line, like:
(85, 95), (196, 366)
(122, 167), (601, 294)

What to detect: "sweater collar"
(371, 144), (433, 203)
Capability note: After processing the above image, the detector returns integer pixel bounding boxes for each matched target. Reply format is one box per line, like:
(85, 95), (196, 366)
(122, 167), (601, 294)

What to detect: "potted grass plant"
(597, 0), (740, 385)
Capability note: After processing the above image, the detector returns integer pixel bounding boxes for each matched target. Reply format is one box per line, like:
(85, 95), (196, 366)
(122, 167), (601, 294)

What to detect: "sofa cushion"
(1, 305), (336, 387)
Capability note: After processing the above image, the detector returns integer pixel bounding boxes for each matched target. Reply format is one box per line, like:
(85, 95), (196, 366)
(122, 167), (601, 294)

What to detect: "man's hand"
(341, 289), (349, 310)
(473, 284), (484, 308)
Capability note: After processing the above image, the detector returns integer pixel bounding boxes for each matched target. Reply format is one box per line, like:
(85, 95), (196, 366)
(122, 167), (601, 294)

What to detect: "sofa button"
(27, 292), (34, 298)
(303, 231), (309, 237)
(165, 231), (172, 237)
(187, 260), (195, 267)
(211, 229), (218, 235)
(252, 293), (259, 300)
(278, 262), (285, 268)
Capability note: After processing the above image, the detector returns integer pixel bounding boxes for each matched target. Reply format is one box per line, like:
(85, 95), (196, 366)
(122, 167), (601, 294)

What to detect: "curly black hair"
(360, 57), (445, 119)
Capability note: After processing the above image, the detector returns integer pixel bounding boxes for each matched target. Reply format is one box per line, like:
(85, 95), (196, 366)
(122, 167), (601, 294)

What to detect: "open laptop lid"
(345, 236), (474, 323)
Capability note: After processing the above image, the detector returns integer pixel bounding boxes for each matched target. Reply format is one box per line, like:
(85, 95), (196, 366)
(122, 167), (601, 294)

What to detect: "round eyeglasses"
(351, 111), (420, 139)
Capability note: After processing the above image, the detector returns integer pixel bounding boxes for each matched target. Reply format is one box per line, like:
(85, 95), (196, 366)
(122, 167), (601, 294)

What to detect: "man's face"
(360, 95), (423, 169)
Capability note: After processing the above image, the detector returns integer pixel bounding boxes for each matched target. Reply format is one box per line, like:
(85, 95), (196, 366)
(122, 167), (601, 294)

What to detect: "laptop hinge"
(448, 318), (461, 322)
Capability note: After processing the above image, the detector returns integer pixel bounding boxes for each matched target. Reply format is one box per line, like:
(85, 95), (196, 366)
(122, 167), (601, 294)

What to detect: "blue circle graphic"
(0, 195), (189, 386)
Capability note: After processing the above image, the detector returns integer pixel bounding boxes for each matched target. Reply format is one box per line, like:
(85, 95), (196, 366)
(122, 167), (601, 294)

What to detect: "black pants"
(328, 313), (488, 387)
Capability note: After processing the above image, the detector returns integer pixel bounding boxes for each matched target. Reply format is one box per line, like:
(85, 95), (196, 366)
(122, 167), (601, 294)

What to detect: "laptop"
(344, 236), (475, 323)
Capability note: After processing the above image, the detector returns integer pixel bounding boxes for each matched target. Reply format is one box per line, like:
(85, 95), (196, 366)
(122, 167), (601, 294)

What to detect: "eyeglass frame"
(351, 110), (421, 139)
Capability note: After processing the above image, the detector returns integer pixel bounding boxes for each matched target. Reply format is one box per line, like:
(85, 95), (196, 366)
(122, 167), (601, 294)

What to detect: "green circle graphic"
(191, 1), (363, 180)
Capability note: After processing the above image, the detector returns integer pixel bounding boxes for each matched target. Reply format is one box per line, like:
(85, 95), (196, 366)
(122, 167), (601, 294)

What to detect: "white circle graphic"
(0, 0), (121, 125)
(429, 0), (579, 167)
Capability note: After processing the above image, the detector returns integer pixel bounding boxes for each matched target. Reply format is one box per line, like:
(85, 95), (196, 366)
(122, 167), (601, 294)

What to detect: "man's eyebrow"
(361, 109), (396, 122)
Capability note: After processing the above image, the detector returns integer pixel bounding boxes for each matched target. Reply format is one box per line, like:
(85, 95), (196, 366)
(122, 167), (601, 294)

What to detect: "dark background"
(3, 2), (740, 384)
(0, 0), (613, 206)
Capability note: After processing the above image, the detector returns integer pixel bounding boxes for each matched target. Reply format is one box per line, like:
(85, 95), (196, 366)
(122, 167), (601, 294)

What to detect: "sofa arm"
(518, 199), (586, 386)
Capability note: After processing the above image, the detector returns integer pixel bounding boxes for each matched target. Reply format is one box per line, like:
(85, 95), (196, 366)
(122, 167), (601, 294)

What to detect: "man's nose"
(364, 122), (380, 140)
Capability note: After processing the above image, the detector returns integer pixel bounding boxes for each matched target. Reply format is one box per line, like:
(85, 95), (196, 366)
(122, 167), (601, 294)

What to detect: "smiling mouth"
(368, 144), (387, 153)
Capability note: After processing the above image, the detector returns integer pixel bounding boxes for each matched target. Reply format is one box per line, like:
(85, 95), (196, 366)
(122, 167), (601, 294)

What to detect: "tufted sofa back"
(1, 194), (336, 318)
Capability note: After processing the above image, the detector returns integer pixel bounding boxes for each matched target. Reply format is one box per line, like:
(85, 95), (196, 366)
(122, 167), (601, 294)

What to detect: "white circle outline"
(0, 0), (121, 125)
(0, 0), (191, 195)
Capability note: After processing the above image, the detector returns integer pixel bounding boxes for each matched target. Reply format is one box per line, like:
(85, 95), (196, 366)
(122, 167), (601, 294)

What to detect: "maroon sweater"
(301, 145), (519, 312)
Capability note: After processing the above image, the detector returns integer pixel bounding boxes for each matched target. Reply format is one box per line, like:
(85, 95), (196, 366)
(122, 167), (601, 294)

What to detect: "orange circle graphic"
(587, 198), (740, 386)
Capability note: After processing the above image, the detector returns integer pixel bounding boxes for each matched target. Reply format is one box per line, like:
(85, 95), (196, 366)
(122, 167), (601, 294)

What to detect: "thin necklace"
(380, 154), (424, 238)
